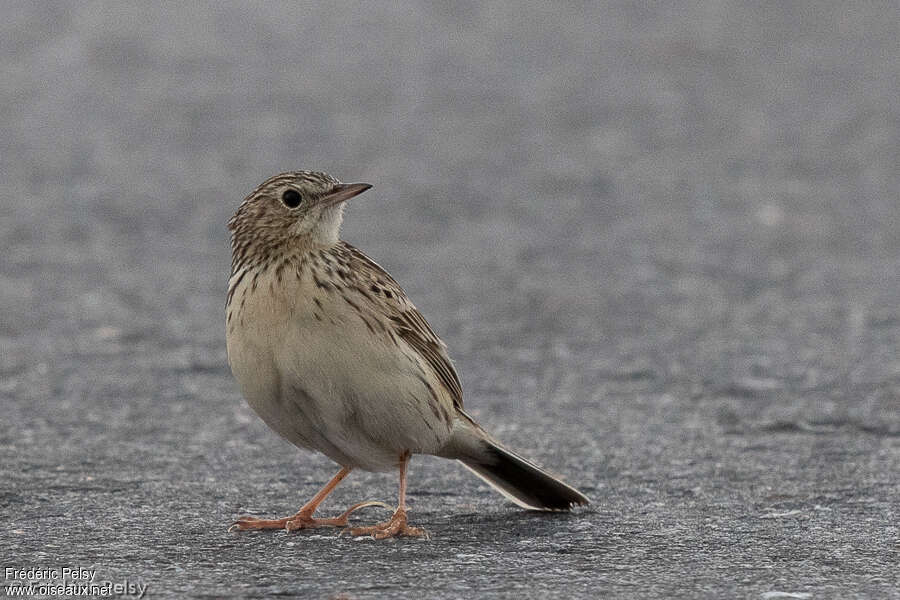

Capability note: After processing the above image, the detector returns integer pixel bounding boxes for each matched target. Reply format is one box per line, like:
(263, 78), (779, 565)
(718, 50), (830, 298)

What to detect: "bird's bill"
(322, 183), (372, 207)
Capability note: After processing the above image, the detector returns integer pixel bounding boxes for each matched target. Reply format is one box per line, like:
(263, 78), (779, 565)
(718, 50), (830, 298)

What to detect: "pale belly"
(226, 268), (454, 471)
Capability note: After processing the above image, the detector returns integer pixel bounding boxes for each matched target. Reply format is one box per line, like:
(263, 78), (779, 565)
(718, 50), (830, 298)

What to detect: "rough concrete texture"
(2, 3), (899, 599)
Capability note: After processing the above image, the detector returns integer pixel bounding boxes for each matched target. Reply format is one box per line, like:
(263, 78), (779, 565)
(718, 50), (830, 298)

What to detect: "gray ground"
(2, 2), (898, 599)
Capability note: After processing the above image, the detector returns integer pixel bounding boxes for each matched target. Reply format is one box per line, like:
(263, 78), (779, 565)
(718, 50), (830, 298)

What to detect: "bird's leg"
(230, 466), (389, 532)
(348, 452), (427, 539)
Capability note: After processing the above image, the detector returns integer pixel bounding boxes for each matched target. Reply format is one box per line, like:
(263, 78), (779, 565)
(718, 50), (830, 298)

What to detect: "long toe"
(231, 503), (391, 533)
(335, 500), (392, 521)
(230, 512), (347, 532)
(286, 500), (393, 531)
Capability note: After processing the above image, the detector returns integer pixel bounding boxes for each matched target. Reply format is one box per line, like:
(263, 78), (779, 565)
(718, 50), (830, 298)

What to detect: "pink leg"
(230, 466), (388, 532)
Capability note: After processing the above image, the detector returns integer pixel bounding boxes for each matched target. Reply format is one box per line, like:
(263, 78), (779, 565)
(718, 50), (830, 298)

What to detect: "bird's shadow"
(223, 501), (596, 543)
(418, 505), (596, 540)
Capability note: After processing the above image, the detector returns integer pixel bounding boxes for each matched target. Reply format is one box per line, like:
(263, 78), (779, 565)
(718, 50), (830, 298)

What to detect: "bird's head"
(228, 171), (371, 269)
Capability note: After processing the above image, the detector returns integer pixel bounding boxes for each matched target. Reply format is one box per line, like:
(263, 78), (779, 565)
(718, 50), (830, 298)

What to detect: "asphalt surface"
(2, 3), (899, 599)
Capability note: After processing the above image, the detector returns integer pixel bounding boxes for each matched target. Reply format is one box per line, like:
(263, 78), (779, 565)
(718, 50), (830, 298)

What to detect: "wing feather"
(339, 242), (464, 410)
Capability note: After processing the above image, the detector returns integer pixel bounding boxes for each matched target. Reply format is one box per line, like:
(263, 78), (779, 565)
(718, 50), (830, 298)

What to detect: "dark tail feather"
(460, 440), (590, 511)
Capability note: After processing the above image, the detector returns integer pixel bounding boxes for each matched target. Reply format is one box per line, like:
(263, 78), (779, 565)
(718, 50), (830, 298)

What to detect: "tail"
(438, 412), (590, 511)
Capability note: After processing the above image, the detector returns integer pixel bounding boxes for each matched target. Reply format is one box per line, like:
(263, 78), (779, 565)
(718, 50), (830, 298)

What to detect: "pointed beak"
(322, 182), (372, 207)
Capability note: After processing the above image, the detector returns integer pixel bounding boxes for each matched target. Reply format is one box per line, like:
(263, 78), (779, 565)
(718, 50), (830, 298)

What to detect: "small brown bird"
(226, 171), (588, 539)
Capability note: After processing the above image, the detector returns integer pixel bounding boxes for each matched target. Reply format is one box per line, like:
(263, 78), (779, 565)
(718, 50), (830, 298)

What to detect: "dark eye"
(281, 189), (302, 208)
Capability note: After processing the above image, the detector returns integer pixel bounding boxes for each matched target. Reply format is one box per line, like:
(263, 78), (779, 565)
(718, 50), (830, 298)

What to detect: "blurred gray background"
(2, 2), (898, 599)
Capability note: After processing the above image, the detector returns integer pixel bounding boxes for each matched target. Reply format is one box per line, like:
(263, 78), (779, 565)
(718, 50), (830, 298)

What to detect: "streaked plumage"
(226, 171), (588, 538)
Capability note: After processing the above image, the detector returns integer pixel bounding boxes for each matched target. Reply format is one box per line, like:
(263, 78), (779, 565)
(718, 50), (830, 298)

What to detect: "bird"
(226, 170), (589, 539)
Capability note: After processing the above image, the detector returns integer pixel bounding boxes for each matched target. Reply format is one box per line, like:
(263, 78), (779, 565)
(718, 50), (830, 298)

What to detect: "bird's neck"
(230, 235), (342, 275)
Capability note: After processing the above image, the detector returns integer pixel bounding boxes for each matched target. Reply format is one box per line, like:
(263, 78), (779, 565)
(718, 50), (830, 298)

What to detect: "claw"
(335, 500), (392, 520)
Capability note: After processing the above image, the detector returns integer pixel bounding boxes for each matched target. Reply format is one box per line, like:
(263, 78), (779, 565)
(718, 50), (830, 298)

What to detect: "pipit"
(226, 171), (589, 539)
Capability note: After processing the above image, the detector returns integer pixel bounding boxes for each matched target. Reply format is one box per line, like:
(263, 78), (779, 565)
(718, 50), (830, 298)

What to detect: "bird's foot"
(346, 508), (427, 540)
(229, 500), (390, 532)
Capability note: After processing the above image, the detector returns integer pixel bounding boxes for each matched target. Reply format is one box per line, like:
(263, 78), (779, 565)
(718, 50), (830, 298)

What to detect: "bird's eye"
(281, 189), (302, 208)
